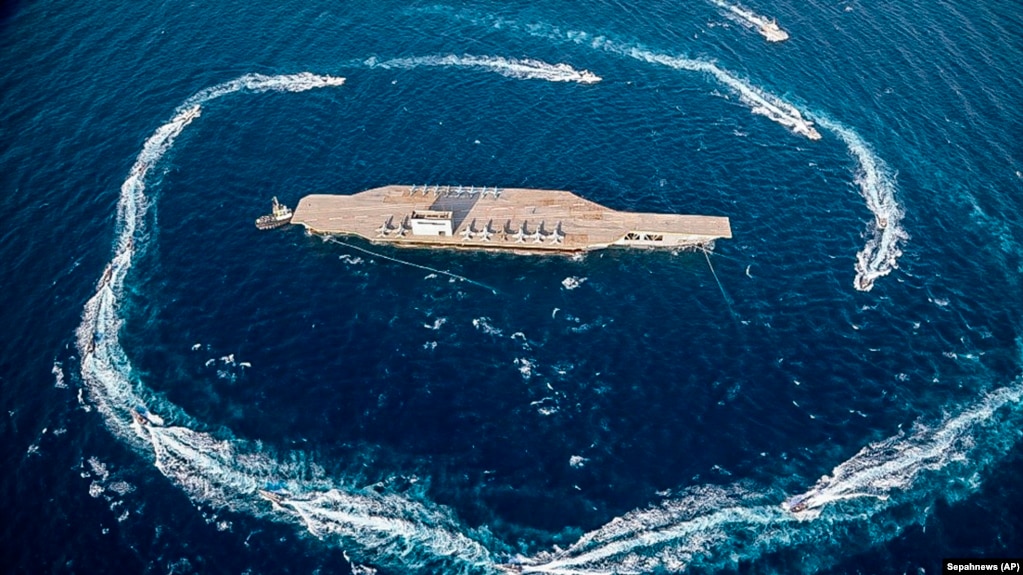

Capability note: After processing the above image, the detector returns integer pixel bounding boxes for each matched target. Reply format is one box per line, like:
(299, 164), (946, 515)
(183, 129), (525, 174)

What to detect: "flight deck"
(286, 185), (732, 253)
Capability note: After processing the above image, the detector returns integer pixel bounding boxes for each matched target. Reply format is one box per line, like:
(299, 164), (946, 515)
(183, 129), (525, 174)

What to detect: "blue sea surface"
(2, 1), (1022, 573)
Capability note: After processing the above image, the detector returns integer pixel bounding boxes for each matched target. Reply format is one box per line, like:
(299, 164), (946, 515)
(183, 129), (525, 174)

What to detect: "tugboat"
(255, 197), (293, 230)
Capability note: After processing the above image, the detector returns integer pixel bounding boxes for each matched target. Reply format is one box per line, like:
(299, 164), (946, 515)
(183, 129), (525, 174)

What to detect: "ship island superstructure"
(286, 185), (731, 253)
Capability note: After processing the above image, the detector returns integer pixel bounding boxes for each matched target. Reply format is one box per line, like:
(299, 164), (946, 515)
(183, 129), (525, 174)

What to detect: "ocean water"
(2, 0), (1022, 573)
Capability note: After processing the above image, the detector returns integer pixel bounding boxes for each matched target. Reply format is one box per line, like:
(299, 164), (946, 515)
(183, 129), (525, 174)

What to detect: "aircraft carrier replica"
(280, 185), (731, 253)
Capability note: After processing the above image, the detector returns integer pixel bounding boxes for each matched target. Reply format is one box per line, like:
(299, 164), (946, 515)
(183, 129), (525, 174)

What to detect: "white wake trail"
(367, 55), (601, 84)
(70, 55), (937, 574)
(421, 8), (907, 289)
(75, 72), (497, 573)
(139, 421), (498, 572)
(504, 18), (909, 289)
(181, 72), (346, 109)
(519, 381), (1023, 574)
(142, 423), (309, 514)
(559, 33), (821, 141)
(77, 104), (202, 444)
(791, 383), (1023, 513)
(522, 488), (793, 574)
(420, 10), (815, 139)
(78, 74), (349, 438)
(815, 116), (907, 291)
(268, 489), (494, 573)
(709, 0), (790, 43)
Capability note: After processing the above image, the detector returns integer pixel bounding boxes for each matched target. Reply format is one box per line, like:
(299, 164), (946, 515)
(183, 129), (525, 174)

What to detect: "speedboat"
(856, 274), (873, 291)
(758, 19), (789, 42)
(180, 105), (201, 123)
(99, 264), (113, 288)
(494, 554), (536, 573)
(792, 119), (823, 141)
(258, 489), (288, 505)
(131, 407), (165, 427)
(130, 408), (152, 427)
(781, 493), (809, 513)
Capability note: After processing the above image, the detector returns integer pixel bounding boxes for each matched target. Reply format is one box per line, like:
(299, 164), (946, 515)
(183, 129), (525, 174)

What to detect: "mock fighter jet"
(549, 222), (565, 244)
(513, 223), (528, 243)
(479, 221), (494, 242)
(376, 217), (394, 237)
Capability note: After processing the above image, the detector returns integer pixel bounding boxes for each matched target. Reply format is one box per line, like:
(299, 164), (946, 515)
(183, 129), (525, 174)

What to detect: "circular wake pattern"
(424, 5), (908, 291)
(76, 71), (496, 575)
(75, 54), (1019, 575)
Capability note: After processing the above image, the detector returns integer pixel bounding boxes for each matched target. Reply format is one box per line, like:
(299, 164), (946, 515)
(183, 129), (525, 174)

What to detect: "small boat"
(258, 489), (288, 505)
(781, 493), (809, 513)
(130, 408), (152, 427)
(255, 197), (293, 230)
(99, 263), (113, 289)
(791, 118), (823, 141)
(494, 555), (534, 574)
(758, 18), (789, 42)
(856, 274), (873, 291)
(180, 104), (201, 123)
(131, 406), (166, 427)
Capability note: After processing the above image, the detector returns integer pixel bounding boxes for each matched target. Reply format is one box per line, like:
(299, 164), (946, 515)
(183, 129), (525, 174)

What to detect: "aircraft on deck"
(513, 223), (528, 243)
(549, 223), (565, 244)
(479, 221), (494, 241)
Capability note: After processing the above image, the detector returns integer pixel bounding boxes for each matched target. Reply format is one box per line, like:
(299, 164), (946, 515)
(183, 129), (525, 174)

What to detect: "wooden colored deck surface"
(290, 185), (731, 252)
